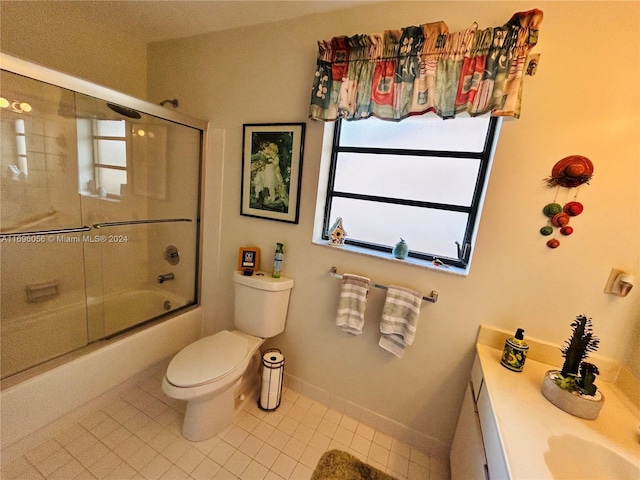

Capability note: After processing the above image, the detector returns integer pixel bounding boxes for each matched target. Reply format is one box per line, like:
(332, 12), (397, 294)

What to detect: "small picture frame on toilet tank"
(237, 247), (260, 272)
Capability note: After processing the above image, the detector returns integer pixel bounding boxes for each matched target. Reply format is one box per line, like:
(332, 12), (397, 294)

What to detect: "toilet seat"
(166, 330), (248, 387)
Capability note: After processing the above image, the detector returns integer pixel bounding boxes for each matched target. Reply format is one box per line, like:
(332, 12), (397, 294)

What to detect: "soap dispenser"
(501, 328), (529, 372)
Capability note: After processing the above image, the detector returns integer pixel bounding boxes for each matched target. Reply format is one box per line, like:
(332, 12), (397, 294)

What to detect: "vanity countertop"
(476, 343), (640, 479)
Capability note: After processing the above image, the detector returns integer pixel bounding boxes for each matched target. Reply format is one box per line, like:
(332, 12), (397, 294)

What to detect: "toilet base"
(181, 377), (242, 441)
(162, 331), (265, 442)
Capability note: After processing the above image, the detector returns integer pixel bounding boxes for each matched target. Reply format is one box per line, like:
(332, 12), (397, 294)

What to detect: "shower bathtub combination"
(0, 53), (207, 448)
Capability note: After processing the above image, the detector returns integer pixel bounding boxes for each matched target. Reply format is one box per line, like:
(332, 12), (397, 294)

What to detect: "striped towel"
(379, 286), (423, 357)
(335, 274), (370, 335)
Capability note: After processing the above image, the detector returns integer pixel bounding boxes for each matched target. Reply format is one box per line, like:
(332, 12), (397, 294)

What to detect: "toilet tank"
(233, 271), (294, 338)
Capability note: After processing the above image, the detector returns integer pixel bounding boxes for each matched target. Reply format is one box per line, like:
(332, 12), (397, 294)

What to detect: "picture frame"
(237, 247), (260, 272)
(241, 123), (305, 224)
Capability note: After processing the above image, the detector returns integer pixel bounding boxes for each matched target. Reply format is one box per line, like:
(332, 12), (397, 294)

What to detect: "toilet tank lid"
(233, 271), (294, 291)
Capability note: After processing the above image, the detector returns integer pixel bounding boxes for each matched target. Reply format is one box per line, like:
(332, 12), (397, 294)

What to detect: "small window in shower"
(14, 119), (28, 178)
(89, 119), (128, 198)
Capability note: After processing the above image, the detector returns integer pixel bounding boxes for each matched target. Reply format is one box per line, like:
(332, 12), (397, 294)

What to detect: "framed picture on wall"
(241, 123), (305, 224)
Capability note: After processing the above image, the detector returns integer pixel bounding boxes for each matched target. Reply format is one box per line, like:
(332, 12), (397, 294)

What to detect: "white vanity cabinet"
(452, 327), (640, 479)
(450, 355), (509, 480)
(450, 383), (487, 479)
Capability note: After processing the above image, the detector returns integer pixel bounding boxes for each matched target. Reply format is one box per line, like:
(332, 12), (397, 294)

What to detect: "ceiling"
(62, 1), (378, 43)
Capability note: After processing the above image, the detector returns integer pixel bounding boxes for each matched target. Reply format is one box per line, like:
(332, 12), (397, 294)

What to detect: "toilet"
(162, 270), (294, 441)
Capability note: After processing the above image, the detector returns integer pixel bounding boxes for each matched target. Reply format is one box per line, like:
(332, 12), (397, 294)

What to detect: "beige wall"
(0, 1), (147, 98)
(148, 1), (640, 445)
(1, 0), (638, 448)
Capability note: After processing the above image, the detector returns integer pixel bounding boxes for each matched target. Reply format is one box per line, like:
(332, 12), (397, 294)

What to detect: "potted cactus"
(541, 315), (604, 419)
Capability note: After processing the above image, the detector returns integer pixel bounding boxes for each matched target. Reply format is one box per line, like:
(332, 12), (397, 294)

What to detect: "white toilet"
(162, 270), (294, 441)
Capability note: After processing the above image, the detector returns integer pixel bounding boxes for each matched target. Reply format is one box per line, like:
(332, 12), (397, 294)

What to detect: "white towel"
(335, 274), (370, 335)
(379, 285), (422, 357)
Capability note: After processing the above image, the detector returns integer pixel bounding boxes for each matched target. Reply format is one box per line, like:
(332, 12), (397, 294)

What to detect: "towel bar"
(0, 225), (91, 238)
(93, 218), (192, 229)
(329, 267), (439, 303)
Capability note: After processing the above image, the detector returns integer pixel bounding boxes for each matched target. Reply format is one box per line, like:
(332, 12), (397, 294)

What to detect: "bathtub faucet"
(157, 272), (175, 284)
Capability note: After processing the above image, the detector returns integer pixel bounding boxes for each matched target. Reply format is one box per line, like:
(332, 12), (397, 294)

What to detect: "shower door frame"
(1, 54), (209, 134)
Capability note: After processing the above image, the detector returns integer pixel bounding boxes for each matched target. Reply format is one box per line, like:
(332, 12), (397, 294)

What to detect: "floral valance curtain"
(309, 9), (543, 121)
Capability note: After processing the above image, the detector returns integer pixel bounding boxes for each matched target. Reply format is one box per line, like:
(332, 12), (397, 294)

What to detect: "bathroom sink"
(544, 434), (640, 479)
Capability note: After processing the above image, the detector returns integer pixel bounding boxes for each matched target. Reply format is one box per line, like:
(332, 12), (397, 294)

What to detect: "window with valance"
(310, 10), (543, 272)
(309, 9), (543, 121)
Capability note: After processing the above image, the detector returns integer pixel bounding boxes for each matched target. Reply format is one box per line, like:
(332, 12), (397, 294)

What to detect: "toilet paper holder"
(259, 349), (285, 411)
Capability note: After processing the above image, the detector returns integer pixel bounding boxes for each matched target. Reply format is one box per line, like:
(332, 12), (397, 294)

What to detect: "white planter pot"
(541, 370), (604, 420)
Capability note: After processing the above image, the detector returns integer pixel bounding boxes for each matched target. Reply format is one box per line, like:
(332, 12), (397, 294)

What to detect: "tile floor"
(1, 361), (450, 480)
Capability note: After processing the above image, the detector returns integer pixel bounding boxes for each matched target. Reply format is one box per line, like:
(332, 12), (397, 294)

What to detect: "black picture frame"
(241, 123), (305, 224)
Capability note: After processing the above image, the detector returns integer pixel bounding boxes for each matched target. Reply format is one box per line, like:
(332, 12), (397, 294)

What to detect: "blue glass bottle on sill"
(392, 239), (409, 260)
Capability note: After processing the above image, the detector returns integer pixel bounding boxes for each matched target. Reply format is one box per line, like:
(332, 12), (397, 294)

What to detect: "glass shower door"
(1, 65), (203, 380)
(0, 71), (89, 378)
(74, 93), (201, 340)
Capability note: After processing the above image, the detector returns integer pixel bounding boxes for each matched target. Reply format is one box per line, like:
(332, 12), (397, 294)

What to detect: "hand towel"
(379, 286), (422, 357)
(335, 274), (370, 335)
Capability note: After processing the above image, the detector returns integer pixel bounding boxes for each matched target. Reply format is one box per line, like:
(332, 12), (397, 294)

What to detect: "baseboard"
(282, 372), (450, 460)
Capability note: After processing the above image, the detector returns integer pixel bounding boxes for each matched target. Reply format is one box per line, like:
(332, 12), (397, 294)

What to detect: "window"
(92, 119), (127, 198)
(14, 119), (28, 178)
(316, 114), (501, 272)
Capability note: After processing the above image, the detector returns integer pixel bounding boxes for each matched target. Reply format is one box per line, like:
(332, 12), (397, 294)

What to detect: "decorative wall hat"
(545, 155), (593, 188)
(540, 155), (593, 248)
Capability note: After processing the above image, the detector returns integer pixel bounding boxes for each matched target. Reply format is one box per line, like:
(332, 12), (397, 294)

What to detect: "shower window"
(14, 119), (28, 177)
(77, 119), (124, 198)
(85, 119), (128, 198)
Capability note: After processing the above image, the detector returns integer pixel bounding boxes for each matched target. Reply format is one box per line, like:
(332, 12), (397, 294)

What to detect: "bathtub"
(1, 288), (190, 379)
(91, 288), (191, 338)
(0, 305), (202, 449)
(1, 300), (88, 380)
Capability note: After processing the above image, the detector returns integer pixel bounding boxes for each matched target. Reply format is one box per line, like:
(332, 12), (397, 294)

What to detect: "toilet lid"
(166, 331), (248, 387)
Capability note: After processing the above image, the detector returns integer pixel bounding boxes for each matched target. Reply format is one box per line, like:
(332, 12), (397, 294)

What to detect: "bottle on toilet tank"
(272, 243), (284, 278)
(501, 328), (528, 372)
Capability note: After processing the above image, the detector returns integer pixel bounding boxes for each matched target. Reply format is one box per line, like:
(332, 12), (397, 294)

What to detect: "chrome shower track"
(92, 218), (193, 229)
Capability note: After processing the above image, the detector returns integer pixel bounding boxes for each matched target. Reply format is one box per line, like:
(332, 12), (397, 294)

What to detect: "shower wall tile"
(1, 182), (25, 206)
(22, 116), (44, 136)
(24, 186), (49, 206)
(44, 153), (67, 172)
(26, 169), (48, 187)
(25, 133), (45, 153)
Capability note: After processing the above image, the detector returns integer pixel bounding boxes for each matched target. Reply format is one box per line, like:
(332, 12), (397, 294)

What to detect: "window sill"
(311, 239), (468, 277)
(80, 191), (121, 203)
